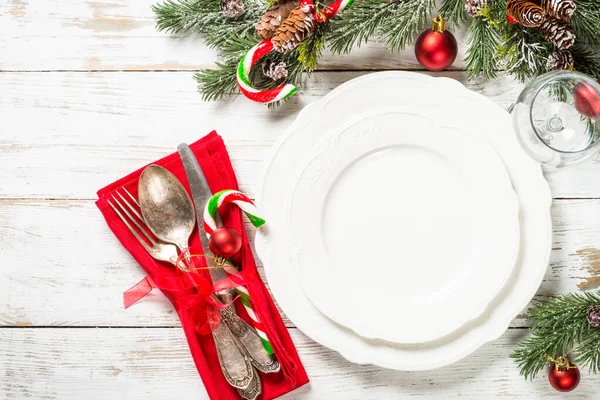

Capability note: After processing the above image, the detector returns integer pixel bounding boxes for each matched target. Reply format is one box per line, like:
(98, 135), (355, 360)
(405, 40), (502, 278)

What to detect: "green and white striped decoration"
(204, 190), (272, 353)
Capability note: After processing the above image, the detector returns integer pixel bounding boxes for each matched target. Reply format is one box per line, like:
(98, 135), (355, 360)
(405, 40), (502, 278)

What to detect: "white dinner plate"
(287, 107), (520, 343)
(256, 72), (552, 370)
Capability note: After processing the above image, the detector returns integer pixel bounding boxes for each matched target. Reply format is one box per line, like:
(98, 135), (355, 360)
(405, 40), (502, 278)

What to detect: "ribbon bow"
(123, 259), (254, 334)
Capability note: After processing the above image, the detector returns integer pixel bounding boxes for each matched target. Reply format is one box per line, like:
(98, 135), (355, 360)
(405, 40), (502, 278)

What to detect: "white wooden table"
(2, 1), (600, 398)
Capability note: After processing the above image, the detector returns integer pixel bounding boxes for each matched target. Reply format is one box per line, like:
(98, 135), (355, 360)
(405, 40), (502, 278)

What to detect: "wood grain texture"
(1, 327), (599, 399)
(2, 1), (600, 397)
(1, 199), (600, 328)
(0, 0), (469, 71)
(2, 71), (600, 200)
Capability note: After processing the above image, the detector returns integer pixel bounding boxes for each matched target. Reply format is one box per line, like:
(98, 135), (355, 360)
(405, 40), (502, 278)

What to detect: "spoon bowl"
(138, 164), (196, 251)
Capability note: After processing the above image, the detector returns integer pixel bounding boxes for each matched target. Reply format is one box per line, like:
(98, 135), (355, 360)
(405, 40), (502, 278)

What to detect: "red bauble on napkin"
(96, 132), (308, 400)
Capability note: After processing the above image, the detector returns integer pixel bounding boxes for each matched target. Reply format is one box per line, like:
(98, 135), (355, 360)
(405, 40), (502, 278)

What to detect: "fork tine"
(116, 189), (144, 222)
(112, 193), (158, 246)
(108, 199), (153, 254)
(123, 187), (141, 208)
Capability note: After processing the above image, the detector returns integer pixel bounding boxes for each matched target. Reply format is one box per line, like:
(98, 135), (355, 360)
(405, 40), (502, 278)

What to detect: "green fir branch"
(578, 329), (600, 374)
(511, 290), (600, 380)
(464, 14), (500, 80)
(571, 0), (600, 46)
(572, 44), (600, 78)
(194, 33), (260, 101)
(195, 54), (305, 103)
(486, 0), (549, 82)
(511, 331), (575, 381)
(195, 32), (308, 105)
(440, 0), (468, 25)
(496, 28), (550, 82)
(383, 0), (436, 53)
(326, 0), (395, 55)
(298, 24), (329, 70)
(486, 0), (507, 26)
(153, 0), (210, 34)
(195, 60), (240, 101)
(158, 0), (600, 105)
(152, 0), (263, 47)
(218, 32), (261, 58)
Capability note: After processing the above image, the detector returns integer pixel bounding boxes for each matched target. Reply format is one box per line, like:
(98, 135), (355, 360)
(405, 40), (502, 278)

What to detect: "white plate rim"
(256, 71), (552, 370)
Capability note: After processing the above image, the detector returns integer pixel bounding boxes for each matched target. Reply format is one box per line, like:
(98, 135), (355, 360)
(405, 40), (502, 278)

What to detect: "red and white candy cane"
(203, 190), (274, 353)
(236, 0), (355, 104)
(203, 190), (265, 236)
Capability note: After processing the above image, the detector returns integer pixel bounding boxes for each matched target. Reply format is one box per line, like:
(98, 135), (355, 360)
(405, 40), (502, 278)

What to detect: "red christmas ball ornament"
(548, 357), (580, 392)
(573, 80), (600, 120)
(208, 227), (242, 258)
(415, 15), (458, 71)
(507, 14), (518, 24)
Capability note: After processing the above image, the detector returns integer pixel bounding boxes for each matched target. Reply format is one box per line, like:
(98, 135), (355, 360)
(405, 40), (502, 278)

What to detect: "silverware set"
(108, 146), (279, 399)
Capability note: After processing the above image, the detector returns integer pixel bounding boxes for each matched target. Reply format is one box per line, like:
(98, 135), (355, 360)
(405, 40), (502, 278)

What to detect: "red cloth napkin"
(96, 132), (309, 400)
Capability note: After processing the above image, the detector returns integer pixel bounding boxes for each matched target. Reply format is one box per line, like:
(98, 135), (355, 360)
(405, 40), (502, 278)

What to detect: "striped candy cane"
(204, 190), (265, 234)
(237, 40), (298, 104)
(236, 0), (355, 104)
(204, 190), (273, 353)
(313, 0), (354, 22)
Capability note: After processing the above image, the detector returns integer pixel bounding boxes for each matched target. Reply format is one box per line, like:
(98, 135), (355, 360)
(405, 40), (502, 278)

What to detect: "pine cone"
(465, 0), (488, 18)
(506, 0), (546, 27)
(263, 61), (288, 81)
(220, 0), (245, 18)
(271, 5), (315, 54)
(587, 305), (600, 327)
(539, 0), (576, 21)
(546, 50), (574, 70)
(255, 0), (299, 40)
(540, 18), (576, 50)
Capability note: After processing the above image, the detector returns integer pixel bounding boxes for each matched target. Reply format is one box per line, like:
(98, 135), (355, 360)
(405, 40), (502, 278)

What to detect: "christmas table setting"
(2, 0), (600, 398)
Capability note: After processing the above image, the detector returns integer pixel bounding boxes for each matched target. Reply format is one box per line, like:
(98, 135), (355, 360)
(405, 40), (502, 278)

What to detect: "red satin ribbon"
(123, 265), (250, 335)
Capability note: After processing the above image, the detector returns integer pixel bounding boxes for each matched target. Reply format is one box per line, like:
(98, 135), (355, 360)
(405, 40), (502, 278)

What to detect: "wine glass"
(512, 71), (600, 168)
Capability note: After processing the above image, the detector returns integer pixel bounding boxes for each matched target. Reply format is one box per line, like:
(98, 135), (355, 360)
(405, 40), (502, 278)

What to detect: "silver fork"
(112, 188), (279, 374)
(109, 188), (260, 397)
(109, 188), (180, 266)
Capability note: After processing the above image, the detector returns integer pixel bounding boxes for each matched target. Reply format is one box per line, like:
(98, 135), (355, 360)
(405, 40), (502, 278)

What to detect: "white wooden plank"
(4, 2), (598, 399)
(0, 0), (468, 71)
(0, 199), (275, 327)
(2, 71), (600, 199)
(2, 199), (600, 327)
(0, 327), (597, 399)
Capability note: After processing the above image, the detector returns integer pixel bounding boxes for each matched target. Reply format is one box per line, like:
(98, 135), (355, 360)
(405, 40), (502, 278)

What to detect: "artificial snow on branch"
(152, 0), (600, 105)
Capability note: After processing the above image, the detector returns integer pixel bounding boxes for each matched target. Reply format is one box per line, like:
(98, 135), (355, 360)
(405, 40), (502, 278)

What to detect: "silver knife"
(177, 144), (280, 371)
(178, 143), (228, 281)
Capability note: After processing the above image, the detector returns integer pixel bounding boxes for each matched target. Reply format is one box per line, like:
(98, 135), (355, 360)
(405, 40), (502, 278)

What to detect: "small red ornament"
(573, 80), (600, 120)
(507, 14), (518, 24)
(415, 15), (458, 71)
(208, 227), (242, 258)
(547, 356), (580, 392)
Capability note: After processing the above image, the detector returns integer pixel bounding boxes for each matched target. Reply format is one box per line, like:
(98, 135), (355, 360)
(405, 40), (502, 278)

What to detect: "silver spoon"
(138, 165), (278, 368)
(138, 164), (195, 253)
(137, 164), (255, 391)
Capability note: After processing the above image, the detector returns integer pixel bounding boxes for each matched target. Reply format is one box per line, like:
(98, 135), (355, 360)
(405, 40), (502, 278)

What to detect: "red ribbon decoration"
(123, 275), (157, 308)
(123, 262), (252, 335)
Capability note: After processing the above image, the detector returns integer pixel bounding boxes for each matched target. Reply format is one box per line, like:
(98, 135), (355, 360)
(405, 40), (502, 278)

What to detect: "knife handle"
(238, 366), (262, 400)
(218, 289), (281, 374)
(212, 320), (254, 390)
